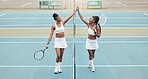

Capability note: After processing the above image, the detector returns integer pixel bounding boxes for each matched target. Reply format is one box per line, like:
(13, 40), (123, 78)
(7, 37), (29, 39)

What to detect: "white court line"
(0, 17), (89, 19)
(0, 41), (148, 44)
(117, 2), (127, 6)
(21, 2), (32, 7)
(0, 12), (143, 15)
(0, 13), (5, 17)
(1, 27), (148, 29)
(77, 65), (148, 67)
(0, 65), (148, 68)
(0, 18), (46, 19)
(143, 13), (148, 16)
(0, 12), (142, 15)
(0, 24), (148, 27)
(0, 36), (148, 38)
(0, 17), (148, 20)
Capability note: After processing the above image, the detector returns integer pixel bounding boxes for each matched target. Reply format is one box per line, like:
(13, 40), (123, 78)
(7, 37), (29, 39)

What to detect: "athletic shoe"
(54, 67), (59, 74)
(91, 65), (95, 72)
(88, 63), (91, 68)
(58, 67), (62, 73)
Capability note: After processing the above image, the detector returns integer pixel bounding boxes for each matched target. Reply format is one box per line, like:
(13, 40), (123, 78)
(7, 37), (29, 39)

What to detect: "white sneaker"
(58, 62), (62, 73)
(88, 63), (91, 68)
(54, 67), (59, 74)
(91, 65), (95, 72)
(58, 67), (62, 73)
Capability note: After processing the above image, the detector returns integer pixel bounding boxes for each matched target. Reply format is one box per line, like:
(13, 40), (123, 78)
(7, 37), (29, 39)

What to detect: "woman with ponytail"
(45, 10), (78, 74)
(77, 6), (101, 72)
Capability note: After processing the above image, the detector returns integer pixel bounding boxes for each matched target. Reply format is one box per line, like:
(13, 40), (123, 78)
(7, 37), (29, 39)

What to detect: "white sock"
(58, 62), (62, 72)
(59, 62), (61, 66)
(89, 60), (91, 64)
(57, 62), (62, 67)
(90, 59), (93, 63)
(55, 63), (58, 67)
(90, 59), (94, 66)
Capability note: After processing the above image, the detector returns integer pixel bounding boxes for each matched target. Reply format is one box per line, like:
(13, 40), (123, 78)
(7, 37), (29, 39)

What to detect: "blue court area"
(0, 37), (148, 79)
(0, 12), (148, 28)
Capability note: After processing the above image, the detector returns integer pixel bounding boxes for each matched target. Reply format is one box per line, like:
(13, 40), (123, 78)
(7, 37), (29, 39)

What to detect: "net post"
(73, 0), (76, 79)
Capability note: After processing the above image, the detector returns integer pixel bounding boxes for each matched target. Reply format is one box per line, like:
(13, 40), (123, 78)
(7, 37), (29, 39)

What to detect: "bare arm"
(77, 9), (89, 26)
(47, 25), (55, 43)
(45, 25), (55, 49)
(95, 27), (101, 38)
(63, 10), (77, 25)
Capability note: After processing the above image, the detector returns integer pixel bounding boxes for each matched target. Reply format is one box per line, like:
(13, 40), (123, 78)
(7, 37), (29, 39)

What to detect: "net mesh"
(73, 0), (76, 79)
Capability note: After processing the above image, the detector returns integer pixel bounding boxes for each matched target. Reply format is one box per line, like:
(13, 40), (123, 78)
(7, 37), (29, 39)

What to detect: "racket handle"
(45, 45), (49, 49)
(44, 48), (47, 51)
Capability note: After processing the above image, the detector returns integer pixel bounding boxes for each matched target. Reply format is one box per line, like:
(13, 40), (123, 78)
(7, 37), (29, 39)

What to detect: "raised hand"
(76, 6), (79, 11)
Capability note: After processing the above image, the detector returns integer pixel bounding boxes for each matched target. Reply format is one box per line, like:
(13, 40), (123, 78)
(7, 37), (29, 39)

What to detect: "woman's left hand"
(76, 6), (79, 11)
(92, 27), (97, 32)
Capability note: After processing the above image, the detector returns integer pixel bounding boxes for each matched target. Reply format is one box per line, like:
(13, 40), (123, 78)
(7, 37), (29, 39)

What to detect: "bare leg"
(59, 48), (65, 62)
(58, 48), (65, 73)
(54, 48), (61, 74)
(56, 48), (61, 63)
(88, 50), (95, 60)
(87, 49), (96, 72)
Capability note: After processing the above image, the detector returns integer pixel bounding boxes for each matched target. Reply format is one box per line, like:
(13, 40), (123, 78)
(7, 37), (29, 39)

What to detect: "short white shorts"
(85, 39), (98, 50)
(54, 37), (68, 48)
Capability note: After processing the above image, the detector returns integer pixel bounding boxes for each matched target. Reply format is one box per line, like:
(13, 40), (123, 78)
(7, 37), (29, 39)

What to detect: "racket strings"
(34, 50), (44, 60)
(97, 14), (108, 33)
(99, 14), (108, 26)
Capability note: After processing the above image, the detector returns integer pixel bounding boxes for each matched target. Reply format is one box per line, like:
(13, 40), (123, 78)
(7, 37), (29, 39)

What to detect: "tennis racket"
(94, 14), (107, 33)
(34, 48), (47, 61)
(95, 14), (107, 48)
(99, 14), (108, 26)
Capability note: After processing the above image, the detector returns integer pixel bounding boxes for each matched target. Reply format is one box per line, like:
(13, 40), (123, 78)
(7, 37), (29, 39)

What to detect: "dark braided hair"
(52, 13), (59, 20)
(92, 16), (101, 33)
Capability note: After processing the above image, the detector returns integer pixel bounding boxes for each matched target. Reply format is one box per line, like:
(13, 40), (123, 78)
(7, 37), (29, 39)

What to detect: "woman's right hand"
(45, 45), (49, 49)
(76, 6), (79, 11)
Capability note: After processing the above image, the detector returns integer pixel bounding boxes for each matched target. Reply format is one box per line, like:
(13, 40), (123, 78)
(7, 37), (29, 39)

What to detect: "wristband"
(46, 42), (50, 45)
(78, 11), (81, 15)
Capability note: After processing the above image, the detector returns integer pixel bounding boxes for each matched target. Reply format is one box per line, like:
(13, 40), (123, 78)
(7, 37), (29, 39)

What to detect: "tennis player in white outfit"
(77, 6), (101, 72)
(45, 10), (77, 74)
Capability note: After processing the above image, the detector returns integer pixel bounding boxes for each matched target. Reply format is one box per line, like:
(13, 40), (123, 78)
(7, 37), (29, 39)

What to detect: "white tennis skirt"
(86, 39), (98, 50)
(54, 37), (68, 48)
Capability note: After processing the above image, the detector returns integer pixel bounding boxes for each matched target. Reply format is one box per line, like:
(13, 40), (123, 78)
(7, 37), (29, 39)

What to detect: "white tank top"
(55, 22), (64, 33)
(88, 27), (96, 35)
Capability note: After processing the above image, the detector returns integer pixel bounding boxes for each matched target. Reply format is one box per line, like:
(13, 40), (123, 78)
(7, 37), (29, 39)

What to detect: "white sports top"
(55, 22), (64, 33)
(88, 27), (96, 35)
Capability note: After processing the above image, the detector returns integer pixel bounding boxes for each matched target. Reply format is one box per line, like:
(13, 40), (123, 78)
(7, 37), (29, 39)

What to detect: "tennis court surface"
(0, 0), (148, 79)
(0, 37), (148, 79)
(0, 11), (148, 79)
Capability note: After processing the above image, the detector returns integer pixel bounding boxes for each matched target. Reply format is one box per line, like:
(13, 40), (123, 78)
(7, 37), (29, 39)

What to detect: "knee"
(89, 54), (94, 59)
(89, 54), (94, 57)
(57, 55), (61, 59)
(90, 56), (94, 60)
